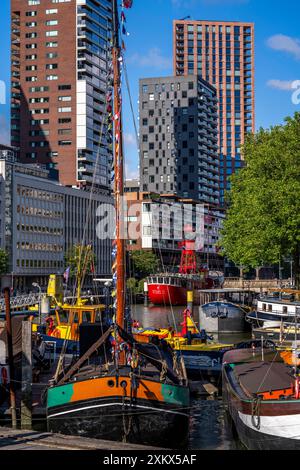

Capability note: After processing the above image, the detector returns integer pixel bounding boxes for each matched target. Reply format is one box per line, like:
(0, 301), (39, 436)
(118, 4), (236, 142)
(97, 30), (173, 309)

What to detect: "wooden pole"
(112, 0), (126, 365)
(21, 320), (32, 430)
(4, 287), (17, 429)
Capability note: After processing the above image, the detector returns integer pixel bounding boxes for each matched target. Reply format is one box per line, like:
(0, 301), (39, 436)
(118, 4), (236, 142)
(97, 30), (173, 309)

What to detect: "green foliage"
(65, 244), (96, 277)
(0, 249), (8, 275)
(220, 112), (300, 285)
(127, 277), (139, 294)
(129, 250), (159, 279)
(127, 278), (147, 295)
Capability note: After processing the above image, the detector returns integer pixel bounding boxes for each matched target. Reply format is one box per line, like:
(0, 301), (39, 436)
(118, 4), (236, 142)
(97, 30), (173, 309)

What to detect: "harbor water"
(131, 304), (248, 450)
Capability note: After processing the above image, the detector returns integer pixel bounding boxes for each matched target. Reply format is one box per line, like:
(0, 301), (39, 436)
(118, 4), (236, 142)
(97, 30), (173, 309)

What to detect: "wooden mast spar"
(112, 0), (126, 363)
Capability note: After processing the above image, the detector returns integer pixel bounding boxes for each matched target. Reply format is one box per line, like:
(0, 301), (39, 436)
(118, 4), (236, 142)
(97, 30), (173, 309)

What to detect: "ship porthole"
(107, 380), (115, 388)
(120, 381), (127, 389)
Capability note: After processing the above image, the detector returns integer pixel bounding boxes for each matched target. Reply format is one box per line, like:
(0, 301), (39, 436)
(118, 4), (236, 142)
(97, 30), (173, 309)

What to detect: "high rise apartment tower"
(173, 20), (254, 202)
(139, 75), (219, 205)
(11, 0), (112, 192)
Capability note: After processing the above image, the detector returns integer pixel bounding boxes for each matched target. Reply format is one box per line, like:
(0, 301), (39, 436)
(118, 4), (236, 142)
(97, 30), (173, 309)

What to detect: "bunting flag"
(122, 0), (133, 8)
(63, 266), (71, 283)
(111, 0), (133, 314)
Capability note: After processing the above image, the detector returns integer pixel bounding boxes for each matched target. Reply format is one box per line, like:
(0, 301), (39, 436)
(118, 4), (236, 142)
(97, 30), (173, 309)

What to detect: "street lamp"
(32, 282), (42, 324)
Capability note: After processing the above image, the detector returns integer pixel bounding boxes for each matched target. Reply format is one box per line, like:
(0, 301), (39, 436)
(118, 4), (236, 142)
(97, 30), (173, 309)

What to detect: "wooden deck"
(0, 427), (162, 450)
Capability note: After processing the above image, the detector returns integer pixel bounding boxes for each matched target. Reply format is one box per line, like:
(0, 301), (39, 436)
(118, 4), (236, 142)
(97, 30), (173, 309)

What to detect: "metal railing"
(0, 293), (40, 313)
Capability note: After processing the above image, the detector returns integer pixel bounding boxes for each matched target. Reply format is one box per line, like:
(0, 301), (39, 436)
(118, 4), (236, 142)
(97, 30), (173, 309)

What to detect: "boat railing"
(256, 305), (300, 315)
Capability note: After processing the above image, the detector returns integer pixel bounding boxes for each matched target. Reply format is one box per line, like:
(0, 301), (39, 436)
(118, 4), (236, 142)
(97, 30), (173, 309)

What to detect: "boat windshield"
(82, 311), (92, 323)
(57, 310), (69, 324)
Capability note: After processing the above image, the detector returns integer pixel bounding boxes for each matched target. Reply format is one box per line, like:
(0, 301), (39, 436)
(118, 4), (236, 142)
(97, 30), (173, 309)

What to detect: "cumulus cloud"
(0, 114), (10, 145)
(124, 132), (137, 146)
(267, 79), (295, 91)
(267, 34), (300, 60)
(127, 48), (172, 71)
(125, 163), (139, 180)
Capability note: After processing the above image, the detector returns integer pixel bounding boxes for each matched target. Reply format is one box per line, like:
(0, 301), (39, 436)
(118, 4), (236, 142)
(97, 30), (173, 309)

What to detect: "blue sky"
(1, 0), (300, 179)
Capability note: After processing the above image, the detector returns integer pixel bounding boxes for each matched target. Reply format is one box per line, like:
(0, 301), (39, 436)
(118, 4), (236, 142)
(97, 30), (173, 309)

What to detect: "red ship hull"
(148, 284), (189, 306)
(147, 274), (215, 306)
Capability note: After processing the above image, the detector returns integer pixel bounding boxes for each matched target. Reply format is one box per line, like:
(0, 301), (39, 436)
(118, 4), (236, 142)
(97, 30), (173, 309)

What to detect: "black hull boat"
(222, 349), (300, 450)
(47, 363), (190, 449)
(47, 392), (189, 449)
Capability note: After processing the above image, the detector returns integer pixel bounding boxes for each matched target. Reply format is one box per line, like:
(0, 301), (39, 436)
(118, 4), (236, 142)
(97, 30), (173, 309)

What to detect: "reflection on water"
(131, 304), (247, 450)
(189, 399), (244, 450)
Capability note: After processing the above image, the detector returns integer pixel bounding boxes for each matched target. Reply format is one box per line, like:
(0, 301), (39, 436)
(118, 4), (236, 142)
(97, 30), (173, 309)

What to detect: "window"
(26, 22), (37, 27)
(25, 32), (37, 38)
(46, 20), (58, 26)
(46, 63), (58, 69)
(46, 31), (58, 37)
(29, 86), (49, 92)
(46, 52), (58, 59)
(58, 84), (71, 90)
(58, 96), (71, 101)
(58, 129), (71, 135)
(58, 117), (71, 123)
(46, 9), (58, 14)
(26, 11), (37, 16)
(46, 42), (58, 47)
(26, 43), (37, 49)
(149, 93), (154, 101)
(46, 75), (58, 80)
(58, 107), (71, 112)
(28, 0), (40, 5)
(58, 140), (72, 145)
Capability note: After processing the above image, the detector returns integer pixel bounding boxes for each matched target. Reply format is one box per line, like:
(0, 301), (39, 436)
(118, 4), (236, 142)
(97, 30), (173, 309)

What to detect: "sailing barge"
(47, 327), (190, 448)
(47, 0), (190, 448)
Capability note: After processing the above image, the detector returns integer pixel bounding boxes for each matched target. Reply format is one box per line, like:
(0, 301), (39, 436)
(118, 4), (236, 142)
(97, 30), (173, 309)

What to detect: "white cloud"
(0, 115), (10, 145)
(267, 79), (295, 91)
(125, 163), (139, 180)
(267, 34), (300, 60)
(128, 48), (172, 71)
(124, 132), (137, 146)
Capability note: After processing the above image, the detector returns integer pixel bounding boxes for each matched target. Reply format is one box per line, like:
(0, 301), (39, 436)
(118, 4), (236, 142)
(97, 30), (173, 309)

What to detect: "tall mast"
(112, 0), (126, 357)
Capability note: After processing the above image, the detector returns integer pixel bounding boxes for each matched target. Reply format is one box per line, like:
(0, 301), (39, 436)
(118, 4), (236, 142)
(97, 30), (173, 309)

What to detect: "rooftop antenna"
(179, 15), (191, 21)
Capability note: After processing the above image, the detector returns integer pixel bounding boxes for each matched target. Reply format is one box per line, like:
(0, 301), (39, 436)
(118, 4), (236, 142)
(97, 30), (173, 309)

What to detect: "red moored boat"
(147, 237), (215, 306)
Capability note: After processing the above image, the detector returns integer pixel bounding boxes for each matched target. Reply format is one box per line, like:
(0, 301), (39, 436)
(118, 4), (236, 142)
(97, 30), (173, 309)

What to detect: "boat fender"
(130, 350), (139, 369)
(251, 396), (261, 430)
(295, 377), (300, 400)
